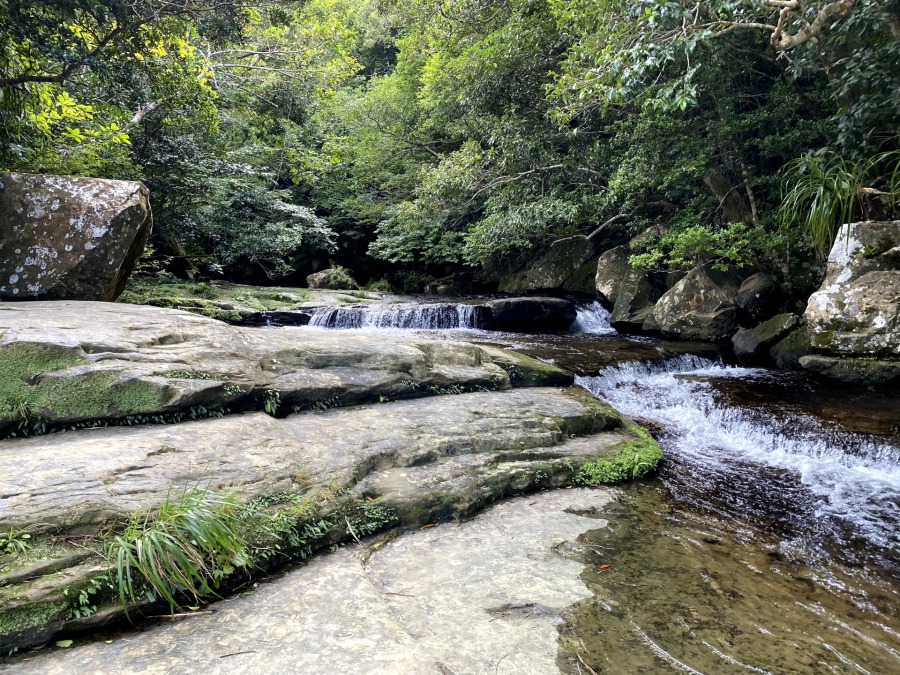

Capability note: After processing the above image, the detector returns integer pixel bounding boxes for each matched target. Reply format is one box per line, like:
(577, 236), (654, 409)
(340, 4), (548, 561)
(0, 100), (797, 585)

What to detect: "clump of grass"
(575, 425), (662, 485)
(105, 488), (249, 613)
(780, 149), (899, 256)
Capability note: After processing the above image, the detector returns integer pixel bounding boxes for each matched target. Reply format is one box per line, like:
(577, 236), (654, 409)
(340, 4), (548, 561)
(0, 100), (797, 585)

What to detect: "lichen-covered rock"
(499, 236), (601, 294)
(306, 267), (359, 290)
(801, 221), (899, 384)
(735, 272), (786, 320)
(0, 173), (150, 301)
(653, 266), (744, 341)
(804, 222), (899, 357)
(485, 297), (576, 332)
(732, 313), (801, 359)
(594, 246), (665, 333)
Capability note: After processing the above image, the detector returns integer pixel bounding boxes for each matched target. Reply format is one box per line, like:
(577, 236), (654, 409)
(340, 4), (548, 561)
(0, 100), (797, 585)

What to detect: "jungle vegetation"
(1, 0), (898, 289)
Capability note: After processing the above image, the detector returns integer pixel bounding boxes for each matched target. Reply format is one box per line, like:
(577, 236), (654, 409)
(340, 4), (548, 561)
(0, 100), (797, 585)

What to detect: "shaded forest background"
(1, 0), (898, 293)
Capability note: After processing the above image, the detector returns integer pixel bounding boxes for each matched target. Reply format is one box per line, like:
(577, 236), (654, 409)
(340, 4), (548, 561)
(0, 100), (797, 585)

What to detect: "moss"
(479, 346), (574, 387)
(0, 601), (67, 646)
(575, 424), (663, 485)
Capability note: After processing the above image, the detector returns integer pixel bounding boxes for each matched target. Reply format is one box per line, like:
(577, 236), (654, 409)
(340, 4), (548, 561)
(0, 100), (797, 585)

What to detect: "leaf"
(55, 640), (74, 648)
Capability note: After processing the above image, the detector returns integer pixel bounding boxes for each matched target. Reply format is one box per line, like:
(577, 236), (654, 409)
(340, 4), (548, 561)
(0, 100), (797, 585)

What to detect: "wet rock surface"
(6, 490), (613, 675)
(0, 302), (568, 434)
(0, 173), (150, 302)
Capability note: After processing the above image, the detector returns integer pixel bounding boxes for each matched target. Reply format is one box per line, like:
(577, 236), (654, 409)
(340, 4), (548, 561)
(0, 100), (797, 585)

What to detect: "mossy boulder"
(732, 313), (801, 360)
(306, 268), (359, 291)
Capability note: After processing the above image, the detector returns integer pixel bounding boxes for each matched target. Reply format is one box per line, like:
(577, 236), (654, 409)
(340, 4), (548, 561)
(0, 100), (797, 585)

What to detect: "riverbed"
(6, 301), (898, 673)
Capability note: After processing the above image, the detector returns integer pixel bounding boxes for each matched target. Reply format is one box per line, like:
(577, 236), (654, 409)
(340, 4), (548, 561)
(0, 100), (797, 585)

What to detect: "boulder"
(485, 297), (577, 332)
(594, 246), (629, 306)
(594, 246), (665, 332)
(0, 173), (150, 301)
(735, 272), (786, 320)
(653, 266), (744, 341)
(499, 236), (601, 294)
(769, 326), (812, 370)
(802, 221), (899, 383)
(306, 267), (359, 290)
(732, 313), (801, 359)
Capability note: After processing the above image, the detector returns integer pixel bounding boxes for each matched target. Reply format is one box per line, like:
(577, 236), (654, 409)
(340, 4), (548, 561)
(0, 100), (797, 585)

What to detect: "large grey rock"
(732, 313), (801, 359)
(653, 266), (744, 341)
(735, 272), (786, 319)
(594, 246), (664, 333)
(0, 302), (569, 434)
(0, 386), (638, 650)
(0, 173), (150, 301)
(499, 236), (601, 293)
(8, 489), (614, 675)
(802, 221), (899, 384)
(804, 221), (899, 357)
(485, 297), (577, 332)
(306, 267), (359, 290)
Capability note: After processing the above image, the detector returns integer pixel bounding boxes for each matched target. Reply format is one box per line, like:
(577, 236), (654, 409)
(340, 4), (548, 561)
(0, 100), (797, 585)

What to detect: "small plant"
(105, 488), (249, 613)
(263, 390), (280, 416)
(575, 425), (663, 486)
(65, 576), (113, 619)
(189, 282), (220, 300)
(780, 149), (900, 256)
(0, 527), (33, 556)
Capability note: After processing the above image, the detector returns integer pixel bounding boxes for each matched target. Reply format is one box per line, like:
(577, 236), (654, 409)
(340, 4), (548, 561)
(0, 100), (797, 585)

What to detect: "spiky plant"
(106, 488), (248, 613)
(780, 149), (900, 256)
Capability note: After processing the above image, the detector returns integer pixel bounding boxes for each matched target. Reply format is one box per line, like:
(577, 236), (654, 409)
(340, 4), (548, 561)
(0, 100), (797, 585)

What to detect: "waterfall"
(309, 303), (485, 330)
(573, 301), (615, 334)
(577, 355), (900, 551)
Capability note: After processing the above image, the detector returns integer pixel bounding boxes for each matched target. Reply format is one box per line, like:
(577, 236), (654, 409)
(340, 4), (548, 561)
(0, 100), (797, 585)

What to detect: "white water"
(572, 301), (615, 334)
(577, 355), (900, 551)
(309, 303), (483, 329)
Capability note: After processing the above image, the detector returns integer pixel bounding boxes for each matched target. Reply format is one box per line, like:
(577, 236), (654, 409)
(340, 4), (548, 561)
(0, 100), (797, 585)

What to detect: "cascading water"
(309, 303), (485, 330)
(576, 355), (900, 560)
(572, 301), (615, 334)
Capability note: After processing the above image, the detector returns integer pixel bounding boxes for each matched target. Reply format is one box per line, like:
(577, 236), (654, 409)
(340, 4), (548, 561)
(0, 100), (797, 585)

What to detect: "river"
(308, 299), (900, 673)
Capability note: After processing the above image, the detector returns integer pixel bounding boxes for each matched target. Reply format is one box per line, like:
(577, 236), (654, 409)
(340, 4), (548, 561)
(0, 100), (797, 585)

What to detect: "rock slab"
(7, 489), (613, 675)
(0, 173), (150, 301)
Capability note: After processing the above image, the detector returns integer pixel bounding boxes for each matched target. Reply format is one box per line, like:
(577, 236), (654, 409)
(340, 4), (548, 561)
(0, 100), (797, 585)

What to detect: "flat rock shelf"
(0, 302), (647, 653)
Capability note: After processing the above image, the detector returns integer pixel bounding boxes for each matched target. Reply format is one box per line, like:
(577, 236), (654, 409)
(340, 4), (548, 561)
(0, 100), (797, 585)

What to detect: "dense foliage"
(2, 0), (898, 287)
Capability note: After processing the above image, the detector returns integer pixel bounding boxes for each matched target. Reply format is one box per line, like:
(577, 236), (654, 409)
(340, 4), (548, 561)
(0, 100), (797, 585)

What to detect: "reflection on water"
(559, 482), (900, 675)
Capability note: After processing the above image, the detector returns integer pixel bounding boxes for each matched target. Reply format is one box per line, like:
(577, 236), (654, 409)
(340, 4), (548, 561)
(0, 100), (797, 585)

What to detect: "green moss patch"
(575, 425), (663, 485)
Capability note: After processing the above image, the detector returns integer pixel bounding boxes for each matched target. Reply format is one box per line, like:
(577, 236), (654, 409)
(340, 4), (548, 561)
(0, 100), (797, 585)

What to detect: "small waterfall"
(577, 355), (900, 551)
(573, 301), (615, 334)
(309, 303), (485, 330)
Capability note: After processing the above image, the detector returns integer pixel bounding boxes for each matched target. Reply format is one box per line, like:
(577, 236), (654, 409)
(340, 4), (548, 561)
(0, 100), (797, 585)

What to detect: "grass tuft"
(105, 488), (249, 614)
(575, 425), (662, 485)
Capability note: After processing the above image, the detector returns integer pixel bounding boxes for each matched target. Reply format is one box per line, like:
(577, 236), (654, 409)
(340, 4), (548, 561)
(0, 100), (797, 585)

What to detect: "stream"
(306, 299), (900, 673)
